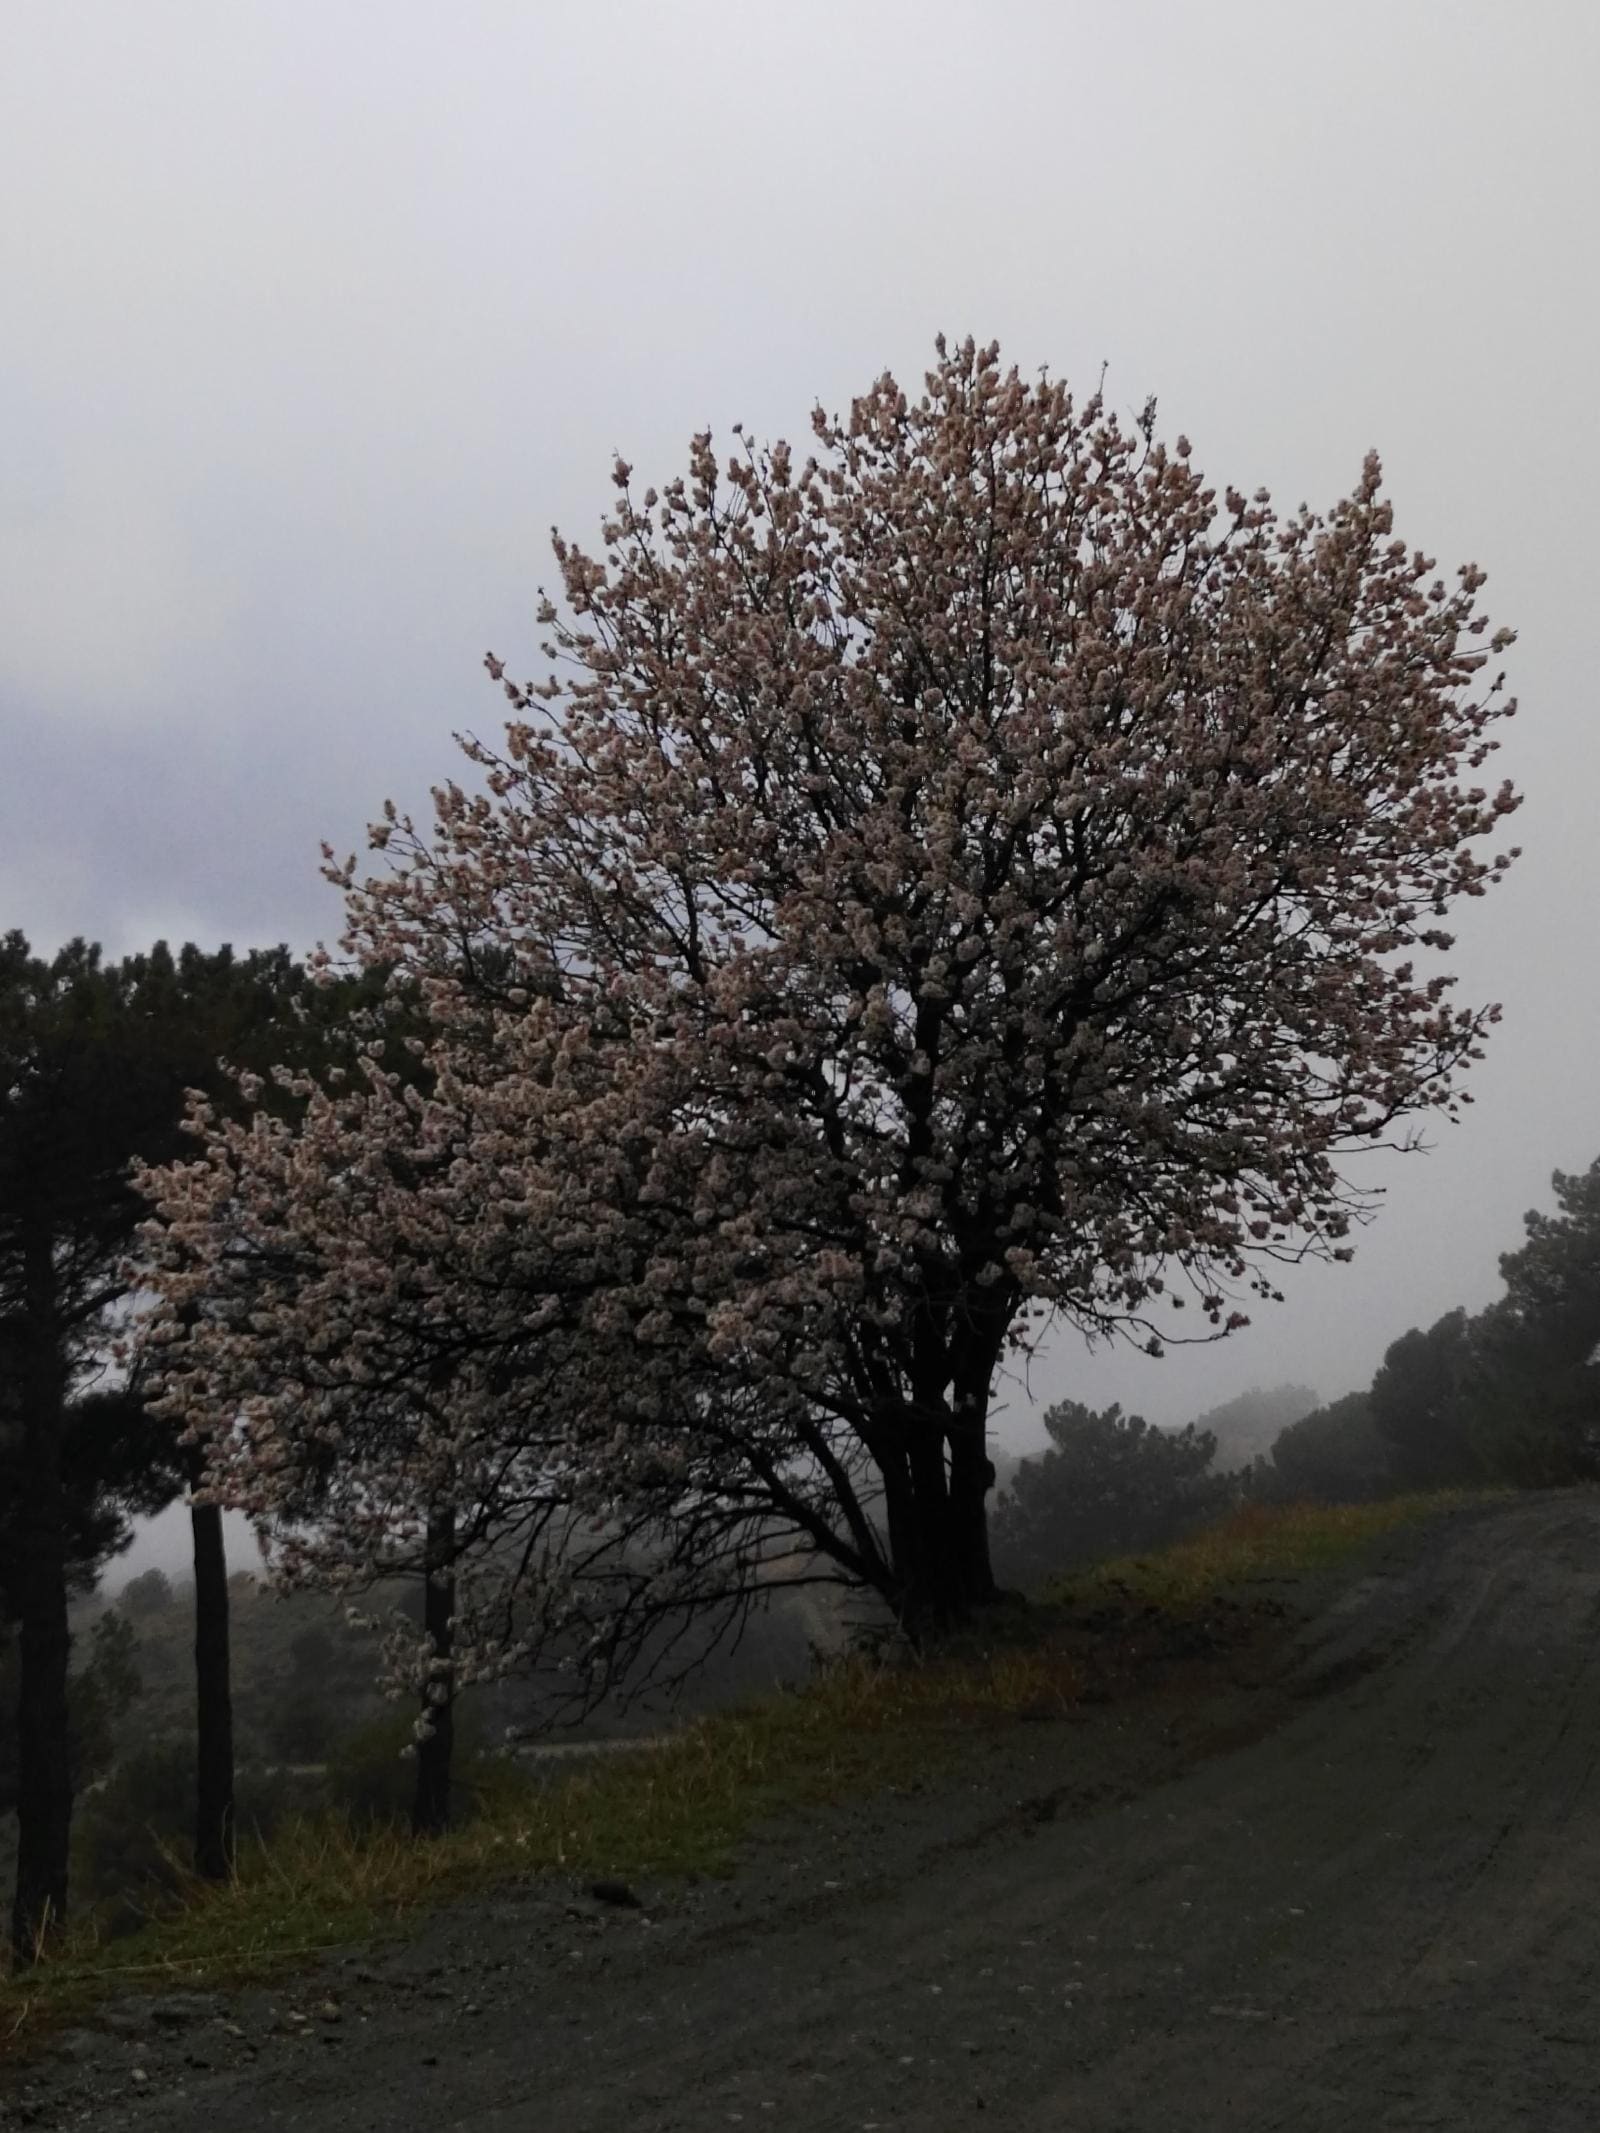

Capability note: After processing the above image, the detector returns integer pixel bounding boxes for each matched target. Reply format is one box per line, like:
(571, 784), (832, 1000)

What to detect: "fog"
(8, 3), (1597, 1589)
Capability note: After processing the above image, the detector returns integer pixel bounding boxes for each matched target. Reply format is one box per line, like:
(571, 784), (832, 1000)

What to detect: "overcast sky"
(6, 3), (1598, 1579)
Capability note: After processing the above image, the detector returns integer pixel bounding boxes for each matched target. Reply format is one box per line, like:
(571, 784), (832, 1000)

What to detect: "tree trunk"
(410, 1507), (455, 1838)
(9, 1225), (71, 1969)
(945, 1430), (998, 1611)
(945, 1342), (1002, 1612)
(190, 1495), (235, 1881)
(881, 1326), (1007, 1635)
(878, 1446), (919, 1615)
(899, 1434), (955, 1639)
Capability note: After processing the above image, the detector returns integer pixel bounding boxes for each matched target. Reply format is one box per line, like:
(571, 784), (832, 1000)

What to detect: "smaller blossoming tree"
(137, 1005), (845, 1830)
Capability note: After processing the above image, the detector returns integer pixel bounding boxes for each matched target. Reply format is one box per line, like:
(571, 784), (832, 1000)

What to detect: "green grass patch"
(1047, 1489), (1506, 1614)
(1, 1487), (1495, 2059)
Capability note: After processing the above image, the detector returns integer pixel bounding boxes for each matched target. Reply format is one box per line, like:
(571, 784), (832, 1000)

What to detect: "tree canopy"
(141, 337), (1521, 1668)
(1472, 1160), (1600, 1482)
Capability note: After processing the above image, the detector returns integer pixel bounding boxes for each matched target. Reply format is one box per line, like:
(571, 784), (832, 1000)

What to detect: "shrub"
(268, 1686), (340, 1765)
(322, 1701), (490, 1833)
(73, 1738), (299, 1921)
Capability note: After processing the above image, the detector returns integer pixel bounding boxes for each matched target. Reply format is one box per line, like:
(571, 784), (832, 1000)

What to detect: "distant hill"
(1183, 1384), (1321, 1472)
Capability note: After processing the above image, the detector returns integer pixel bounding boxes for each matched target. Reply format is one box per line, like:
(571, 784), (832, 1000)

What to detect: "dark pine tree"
(1, 933), (377, 1958)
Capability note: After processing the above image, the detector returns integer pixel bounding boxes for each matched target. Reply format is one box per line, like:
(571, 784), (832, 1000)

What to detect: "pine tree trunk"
(190, 1496), (235, 1881)
(9, 1225), (71, 1969)
(410, 1507), (455, 1838)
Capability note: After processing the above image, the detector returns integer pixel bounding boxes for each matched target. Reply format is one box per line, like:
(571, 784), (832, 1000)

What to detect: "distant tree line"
(1262, 1185), (1600, 1501)
(995, 1165), (1600, 1590)
(1252, 1164), (1600, 1503)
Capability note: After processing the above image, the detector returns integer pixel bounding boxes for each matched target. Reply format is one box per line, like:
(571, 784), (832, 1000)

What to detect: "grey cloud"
(3, 0), (1597, 1442)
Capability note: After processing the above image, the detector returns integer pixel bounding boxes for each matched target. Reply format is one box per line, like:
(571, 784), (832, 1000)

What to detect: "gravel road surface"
(11, 1492), (1600, 2131)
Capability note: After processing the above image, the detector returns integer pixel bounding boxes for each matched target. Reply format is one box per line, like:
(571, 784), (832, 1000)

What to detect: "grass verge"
(1, 1486), (1497, 2060)
(1047, 1489), (1505, 1613)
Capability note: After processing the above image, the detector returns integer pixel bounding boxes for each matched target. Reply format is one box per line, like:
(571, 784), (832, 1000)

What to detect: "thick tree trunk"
(881, 1326), (1007, 1636)
(899, 1434), (956, 1638)
(190, 1495), (235, 1881)
(945, 1343), (1002, 1612)
(878, 1448), (920, 1616)
(410, 1507), (455, 1838)
(945, 1429), (998, 1611)
(9, 1226), (71, 1969)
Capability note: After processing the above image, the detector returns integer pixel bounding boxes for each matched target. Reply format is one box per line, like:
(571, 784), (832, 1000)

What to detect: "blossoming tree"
(137, 1011), (818, 1829)
(144, 338), (1521, 1671)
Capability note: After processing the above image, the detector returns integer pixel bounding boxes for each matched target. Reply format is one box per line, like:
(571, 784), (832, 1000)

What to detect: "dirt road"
(15, 1493), (1600, 2130)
